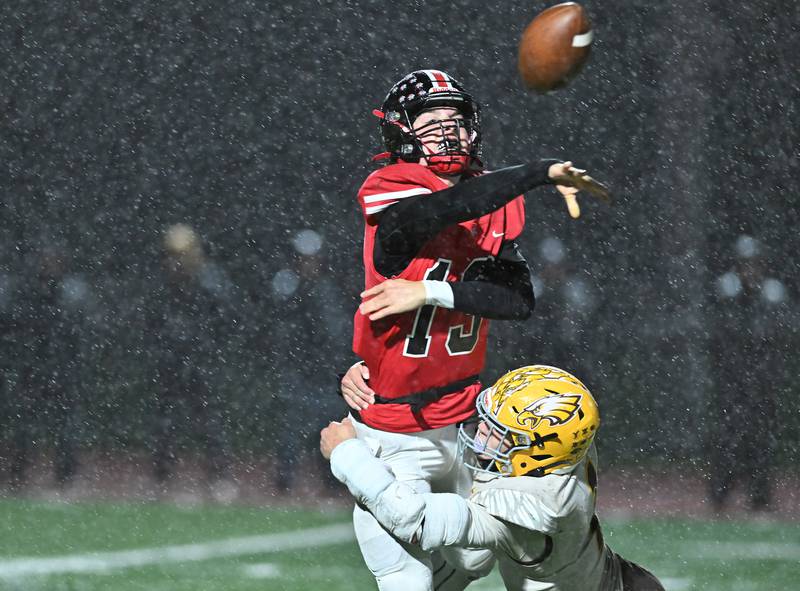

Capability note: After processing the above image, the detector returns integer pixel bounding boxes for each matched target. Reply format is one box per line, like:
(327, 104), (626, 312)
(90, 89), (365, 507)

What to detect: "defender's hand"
(548, 161), (612, 219)
(320, 418), (357, 460)
(341, 361), (374, 411)
(360, 279), (427, 321)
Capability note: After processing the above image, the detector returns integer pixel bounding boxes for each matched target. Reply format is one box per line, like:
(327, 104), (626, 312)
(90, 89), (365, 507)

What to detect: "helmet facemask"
(411, 110), (478, 176)
(458, 389), (549, 477)
(376, 70), (482, 174)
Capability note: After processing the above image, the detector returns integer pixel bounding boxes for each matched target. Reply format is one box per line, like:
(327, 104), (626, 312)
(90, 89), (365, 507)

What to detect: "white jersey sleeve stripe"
(362, 187), (432, 203)
(365, 203), (395, 215)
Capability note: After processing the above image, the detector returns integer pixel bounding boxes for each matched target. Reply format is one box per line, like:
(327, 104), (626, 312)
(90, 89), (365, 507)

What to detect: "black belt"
(368, 374), (481, 414)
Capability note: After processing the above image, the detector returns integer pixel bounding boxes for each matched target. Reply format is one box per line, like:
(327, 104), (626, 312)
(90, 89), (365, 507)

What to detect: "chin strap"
(426, 154), (472, 176)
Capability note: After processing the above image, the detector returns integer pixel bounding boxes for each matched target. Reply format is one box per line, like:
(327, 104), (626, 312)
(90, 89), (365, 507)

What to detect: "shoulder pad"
(471, 477), (572, 534)
(357, 163), (444, 224)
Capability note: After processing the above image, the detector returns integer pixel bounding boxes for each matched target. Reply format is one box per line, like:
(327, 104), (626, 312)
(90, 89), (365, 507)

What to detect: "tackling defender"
(342, 69), (606, 590)
(323, 365), (665, 591)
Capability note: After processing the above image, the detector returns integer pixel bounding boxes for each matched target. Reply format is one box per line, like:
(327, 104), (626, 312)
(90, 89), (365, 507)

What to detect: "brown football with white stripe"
(517, 2), (593, 93)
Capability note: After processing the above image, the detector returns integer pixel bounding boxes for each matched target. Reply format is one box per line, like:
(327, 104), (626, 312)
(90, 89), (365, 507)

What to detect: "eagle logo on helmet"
(516, 393), (582, 429)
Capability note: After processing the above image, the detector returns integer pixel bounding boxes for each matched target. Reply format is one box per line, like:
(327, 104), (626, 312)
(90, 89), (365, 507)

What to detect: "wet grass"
(1, 499), (797, 591)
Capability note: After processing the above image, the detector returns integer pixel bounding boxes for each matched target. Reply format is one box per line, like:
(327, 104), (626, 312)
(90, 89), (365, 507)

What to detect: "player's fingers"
(364, 283), (386, 296)
(356, 390), (373, 408)
(361, 302), (389, 318)
(344, 380), (374, 405)
(343, 391), (370, 411)
(347, 379), (374, 402)
(341, 378), (356, 395)
(371, 293), (405, 316)
(360, 284), (384, 299)
(359, 364), (370, 381)
(351, 373), (375, 397)
(360, 295), (388, 315)
(564, 194), (581, 218)
(368, 307), (392, 321)
(371, 300), (411, 320)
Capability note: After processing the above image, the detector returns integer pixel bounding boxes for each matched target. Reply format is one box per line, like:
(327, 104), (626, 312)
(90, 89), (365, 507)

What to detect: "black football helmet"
(374, 69), (482, 175)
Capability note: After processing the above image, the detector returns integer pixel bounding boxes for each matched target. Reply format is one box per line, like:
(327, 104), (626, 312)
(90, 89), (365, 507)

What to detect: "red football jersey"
(353, 162), (525, 432)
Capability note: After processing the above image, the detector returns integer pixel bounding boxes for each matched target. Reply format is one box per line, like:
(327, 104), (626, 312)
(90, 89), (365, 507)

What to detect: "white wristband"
(422, 280), (454, 308)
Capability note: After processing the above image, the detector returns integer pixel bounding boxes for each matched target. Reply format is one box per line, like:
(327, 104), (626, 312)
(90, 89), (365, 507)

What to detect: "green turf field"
(0, 499), (797, 591)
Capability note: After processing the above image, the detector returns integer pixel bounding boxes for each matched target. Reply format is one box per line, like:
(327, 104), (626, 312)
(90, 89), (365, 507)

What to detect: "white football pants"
(349, 415), (494, 591)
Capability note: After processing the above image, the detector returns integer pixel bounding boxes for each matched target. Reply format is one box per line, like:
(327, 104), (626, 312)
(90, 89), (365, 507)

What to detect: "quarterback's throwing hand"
(548, 161), (611, 219)
(320, 418), (357, 460)
(360, 279), (427, 321)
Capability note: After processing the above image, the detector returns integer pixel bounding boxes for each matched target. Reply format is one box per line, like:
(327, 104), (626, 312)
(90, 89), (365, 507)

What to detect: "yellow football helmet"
(458, 365), (600, 477)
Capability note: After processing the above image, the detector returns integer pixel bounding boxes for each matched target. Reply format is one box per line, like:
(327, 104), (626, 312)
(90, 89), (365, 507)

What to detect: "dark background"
(0, 0), (797, 493)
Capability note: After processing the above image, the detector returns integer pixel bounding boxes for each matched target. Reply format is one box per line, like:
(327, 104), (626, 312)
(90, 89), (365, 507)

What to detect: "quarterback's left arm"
(327, 436), (510, 552)
(448, 241), (534, 321)
(360, 241), (534, 322)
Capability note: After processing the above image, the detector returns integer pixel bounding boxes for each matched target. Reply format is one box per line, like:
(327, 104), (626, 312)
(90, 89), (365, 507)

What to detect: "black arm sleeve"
(449, 241), (535, 321)
(373, 159), (559, 277)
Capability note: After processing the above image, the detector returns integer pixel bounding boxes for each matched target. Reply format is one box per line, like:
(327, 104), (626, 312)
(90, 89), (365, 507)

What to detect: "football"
(517, 2), (593, 93)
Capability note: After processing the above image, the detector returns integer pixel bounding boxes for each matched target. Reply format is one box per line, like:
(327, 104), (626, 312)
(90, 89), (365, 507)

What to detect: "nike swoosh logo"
(492, 231), (504, 238)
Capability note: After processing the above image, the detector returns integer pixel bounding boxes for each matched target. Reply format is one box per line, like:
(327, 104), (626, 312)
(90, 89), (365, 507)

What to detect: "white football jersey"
(331, 440), (624, 591)
(459, 446), (622, 591)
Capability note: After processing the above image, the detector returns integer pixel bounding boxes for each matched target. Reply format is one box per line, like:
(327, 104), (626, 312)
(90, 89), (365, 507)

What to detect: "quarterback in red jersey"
(338, 69), (602, 591)
(353, 159), (527, 432)
(347, 70), (589, 432)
